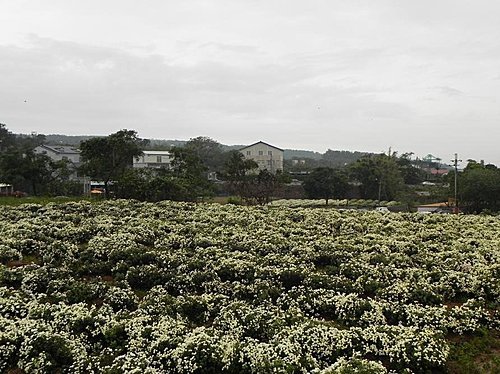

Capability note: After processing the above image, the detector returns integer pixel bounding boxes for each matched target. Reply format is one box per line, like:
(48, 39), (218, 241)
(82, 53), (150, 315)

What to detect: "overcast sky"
(1, 0), (500, 165)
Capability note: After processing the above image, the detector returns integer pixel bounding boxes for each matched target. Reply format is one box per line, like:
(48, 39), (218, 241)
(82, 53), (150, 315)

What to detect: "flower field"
(0, 200), (499, 373)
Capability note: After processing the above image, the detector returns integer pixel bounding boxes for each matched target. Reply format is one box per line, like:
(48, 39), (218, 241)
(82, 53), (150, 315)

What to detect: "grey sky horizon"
(1, 0), (500, 166)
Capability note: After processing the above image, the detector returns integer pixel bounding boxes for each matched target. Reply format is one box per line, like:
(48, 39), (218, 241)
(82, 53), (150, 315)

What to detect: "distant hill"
(45, 134), (97, 145)
(147, 139), (187, 150)
(284, 149), (323, 160)
(322, 149), (369, 166)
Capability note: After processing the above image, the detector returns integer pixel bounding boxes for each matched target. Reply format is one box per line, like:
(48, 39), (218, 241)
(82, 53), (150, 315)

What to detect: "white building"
(239, 141), (284, 174)
(133, 150), (172, 169)
(34, 144), (82, 180)
(34, 144), (81, 164)
(0, 183), (14, 195)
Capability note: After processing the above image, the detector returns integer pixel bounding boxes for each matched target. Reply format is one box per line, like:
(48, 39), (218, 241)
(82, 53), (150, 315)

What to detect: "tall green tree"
(114, 168), (153, 201)
(169, 147), (214, 201)
(0, 123), (15, 152)
(114, 147), (215, 202)
(115, 167), (207, 202)
(396, 152), (426, 185)
(303, 167), (348, 205)
(222, 151), (258, 200)
(0, 124), (74, 195)
(456, 160), (500, 213)
(185, 136), (225, 173)
(79, 129), (144, 197)
(244, 170), (280, 205)
(45, 159), (82, 196)
(221, 151), (289, 205)
(0, 149), (53, 195)
(349, 154), (404, 201)
(223, 151), (258, 182)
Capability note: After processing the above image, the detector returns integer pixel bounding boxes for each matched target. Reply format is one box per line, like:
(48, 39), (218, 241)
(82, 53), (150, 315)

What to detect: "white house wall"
(133, 152), (172, 169)
(33, 146), (81, 163)
(241, 143), (283, 173)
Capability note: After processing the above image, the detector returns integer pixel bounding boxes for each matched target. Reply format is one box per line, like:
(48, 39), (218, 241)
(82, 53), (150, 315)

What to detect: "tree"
(185, 136), (225, 173)
(245, 170), (279, 205)
(396, 152), (426, 185)
(0, 124), (78, 195)
(0, 123), (15, 152)
(303, 167), (348, 205)
(169, 147), (214, 201)
(114, 167), (193, 202)
(223, 151), (258, 180)
(456, 160), (500, 213)
(79, 130), (144, 197)
(113, 146), (214, 202)
(15, 132), (46, 150)
(114, 168), (152, 201)
(222, 151), (258, 200)
(221, 151), (290, 205)
(45, 159), (82, 196)
(349, 154), (404, 201)
(0, 148), (53, 195)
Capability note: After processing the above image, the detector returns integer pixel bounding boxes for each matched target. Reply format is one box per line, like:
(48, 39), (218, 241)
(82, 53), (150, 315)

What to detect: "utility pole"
(452, 153), (462, 213)
(378, 178), (382, 202)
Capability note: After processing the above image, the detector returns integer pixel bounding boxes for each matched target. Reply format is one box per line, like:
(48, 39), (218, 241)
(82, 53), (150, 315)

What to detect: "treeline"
(0, 125), (288, 202)
(2, 123), (500, 213)
(302, 152), (426, 204)
(0, 124), (81, 196)
(302, 153), (500, 213)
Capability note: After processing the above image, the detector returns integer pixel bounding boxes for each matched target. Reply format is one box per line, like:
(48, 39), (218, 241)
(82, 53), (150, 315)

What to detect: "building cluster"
(31, 140), (284, 184)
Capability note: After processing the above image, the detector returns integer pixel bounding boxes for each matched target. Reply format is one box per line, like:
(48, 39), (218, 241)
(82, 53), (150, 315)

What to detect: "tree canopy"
(303, 167), (348, 205)
(184, 136), (225, 173)
(0, 123), (15, 152)
(456, 160), (500, 213)
(349, 154), (404, 201)
(220, 151), (290, 205)
(79, 129), (145, 196)
(0, 124), (73, 195)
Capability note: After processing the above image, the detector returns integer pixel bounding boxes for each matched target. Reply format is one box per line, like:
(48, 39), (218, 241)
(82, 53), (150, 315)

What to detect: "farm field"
(0, 200), (499, 373)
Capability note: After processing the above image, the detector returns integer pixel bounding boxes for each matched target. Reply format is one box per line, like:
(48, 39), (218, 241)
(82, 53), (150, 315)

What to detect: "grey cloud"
(0, 35), (418, 143)
(1, 41), (177, 135)
(198, 42), (262, 55)
(431, 86), (465, 97)
(2, 6), (500, 166)
(290, 48), (388, 71)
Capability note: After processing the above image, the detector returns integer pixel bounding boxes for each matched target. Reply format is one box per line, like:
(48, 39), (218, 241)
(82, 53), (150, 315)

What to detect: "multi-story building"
(34, 144), (81, 180)
(33, 144), (81, 164)
(239, 141), (283, 174)
(133, 150), (172, 169)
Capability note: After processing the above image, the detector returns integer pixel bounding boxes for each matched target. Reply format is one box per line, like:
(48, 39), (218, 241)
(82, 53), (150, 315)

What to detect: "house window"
(268, 151), (273, 156)
(157, 156), (162, 163)
(246, 151), (251, 156)
(258, 151), (263, 156)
